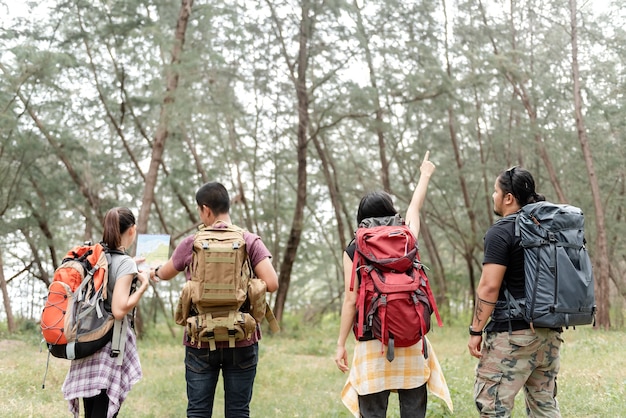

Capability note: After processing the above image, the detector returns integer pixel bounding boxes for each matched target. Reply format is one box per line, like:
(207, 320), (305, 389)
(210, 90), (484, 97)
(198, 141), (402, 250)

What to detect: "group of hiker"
(44, 151), (594, 417)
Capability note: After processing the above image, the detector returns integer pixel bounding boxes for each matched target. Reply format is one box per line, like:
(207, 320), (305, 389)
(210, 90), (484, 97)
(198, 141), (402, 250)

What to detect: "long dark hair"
(356, 191), (398, 224)
(102, 207), (136, 249)
(498, 166), (546, 206)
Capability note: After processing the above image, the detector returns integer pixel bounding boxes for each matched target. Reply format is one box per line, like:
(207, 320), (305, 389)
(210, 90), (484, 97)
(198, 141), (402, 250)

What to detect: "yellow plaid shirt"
(341, 337), (453, 416)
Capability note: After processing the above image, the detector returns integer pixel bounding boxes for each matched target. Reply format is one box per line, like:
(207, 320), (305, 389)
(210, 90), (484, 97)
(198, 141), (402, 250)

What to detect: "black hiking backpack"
(499, 202), (596, 329)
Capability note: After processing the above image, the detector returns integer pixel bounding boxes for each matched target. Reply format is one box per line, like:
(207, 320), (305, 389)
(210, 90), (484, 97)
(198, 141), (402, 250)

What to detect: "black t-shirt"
(482, 215), (529, 332)
(345, 240), (356, 260)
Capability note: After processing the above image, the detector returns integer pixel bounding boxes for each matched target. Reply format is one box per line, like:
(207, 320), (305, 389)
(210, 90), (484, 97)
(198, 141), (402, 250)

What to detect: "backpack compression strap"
(110, 317), (127, 365)
(264, 305), (280, 333)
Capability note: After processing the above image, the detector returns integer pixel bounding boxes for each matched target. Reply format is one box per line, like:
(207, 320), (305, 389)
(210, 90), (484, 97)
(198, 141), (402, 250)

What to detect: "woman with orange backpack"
(62, 207), (151, 418)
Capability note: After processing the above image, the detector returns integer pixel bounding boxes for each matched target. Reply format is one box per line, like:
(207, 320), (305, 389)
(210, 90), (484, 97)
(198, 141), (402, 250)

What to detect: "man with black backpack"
(149, 182), (278, 418)
(468, 167), (563, 417)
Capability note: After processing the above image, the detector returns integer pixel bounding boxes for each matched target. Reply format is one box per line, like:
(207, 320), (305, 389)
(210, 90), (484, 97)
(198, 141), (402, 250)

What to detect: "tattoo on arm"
(474, 297), (496, 327)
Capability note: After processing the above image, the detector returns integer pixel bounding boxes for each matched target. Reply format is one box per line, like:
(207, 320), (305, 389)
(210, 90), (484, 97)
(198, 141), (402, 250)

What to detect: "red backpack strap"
(356, 275), (367, 339)
(419, 267), (443, 327)
(414, 249), (443, 327)
(378, 294), (388, 354)
(349, 250), (367, 339)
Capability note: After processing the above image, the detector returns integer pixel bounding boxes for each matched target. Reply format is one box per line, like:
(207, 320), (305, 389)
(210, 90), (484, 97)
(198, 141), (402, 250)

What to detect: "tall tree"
(0, 250), (16, 333)
(353, 0), (391, 192)
(569, 0), (610, 328)
(441, 0), (481, 302)
(137, 0), (194, 234)
(266, 0), (312, 322)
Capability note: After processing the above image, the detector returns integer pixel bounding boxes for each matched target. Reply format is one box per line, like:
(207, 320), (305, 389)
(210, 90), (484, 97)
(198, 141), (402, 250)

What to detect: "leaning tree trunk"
(135, 0), (194, 336)
(0, 60), (103, 227)
(569, 0), (610, 329)
(270, 0), (311, 323)
(137, 0), (193, 234)
(311, 133), (349, 251)
(478, 0), (568, 203)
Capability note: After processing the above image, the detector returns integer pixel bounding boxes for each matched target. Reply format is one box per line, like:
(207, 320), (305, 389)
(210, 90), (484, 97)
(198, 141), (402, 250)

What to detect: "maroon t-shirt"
(171, 225), (272, 348)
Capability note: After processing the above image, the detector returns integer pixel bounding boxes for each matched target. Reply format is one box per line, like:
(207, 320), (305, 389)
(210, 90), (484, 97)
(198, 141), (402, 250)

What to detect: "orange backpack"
(40, 243), (123, 360)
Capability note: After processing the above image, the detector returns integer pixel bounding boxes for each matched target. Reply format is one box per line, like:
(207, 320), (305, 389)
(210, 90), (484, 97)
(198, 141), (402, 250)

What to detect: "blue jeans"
(185, 343), (258, 418)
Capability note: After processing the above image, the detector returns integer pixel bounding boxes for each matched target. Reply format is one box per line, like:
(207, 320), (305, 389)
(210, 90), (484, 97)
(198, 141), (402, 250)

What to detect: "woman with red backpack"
(334, 152), (453, 417)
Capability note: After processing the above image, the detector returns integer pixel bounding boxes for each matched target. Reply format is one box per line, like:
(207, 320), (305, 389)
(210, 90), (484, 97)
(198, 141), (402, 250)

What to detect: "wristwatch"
(469, 325), (483, 336)
(154, 265), (162, 280)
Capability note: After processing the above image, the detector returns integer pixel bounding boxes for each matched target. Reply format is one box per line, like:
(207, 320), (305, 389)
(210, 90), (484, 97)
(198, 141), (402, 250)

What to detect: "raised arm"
(404, 151), (435, 239)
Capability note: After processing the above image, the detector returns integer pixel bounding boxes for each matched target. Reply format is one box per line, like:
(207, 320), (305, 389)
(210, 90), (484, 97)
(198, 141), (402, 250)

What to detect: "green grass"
(1, 318), (625, 417)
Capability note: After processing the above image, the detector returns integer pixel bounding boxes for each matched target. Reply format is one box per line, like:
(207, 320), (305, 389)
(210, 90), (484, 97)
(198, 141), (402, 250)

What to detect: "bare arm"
(334, 251), (358, 373)
(253, 257), (279, 292)
(150, 258), (177, 281)
(405, 151), (435, 239)
(467, 263), (505, 358)
(111, 271), (150, 320)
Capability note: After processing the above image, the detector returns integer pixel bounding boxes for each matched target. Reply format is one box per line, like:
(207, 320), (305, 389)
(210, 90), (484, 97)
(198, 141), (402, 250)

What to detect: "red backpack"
(350, 216), (442, 361)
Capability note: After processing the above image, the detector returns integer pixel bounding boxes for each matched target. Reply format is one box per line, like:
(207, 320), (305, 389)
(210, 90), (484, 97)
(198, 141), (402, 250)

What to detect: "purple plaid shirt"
(62, 328), (142, 417)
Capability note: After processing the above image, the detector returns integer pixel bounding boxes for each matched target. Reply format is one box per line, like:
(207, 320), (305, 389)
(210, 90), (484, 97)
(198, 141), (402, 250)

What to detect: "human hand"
(149, 266), (162, 283)
(468, 335), (483, 358)
(136, 271), (151, 293)
(335, 345), (349, 373)
(420, 151), (435, 177)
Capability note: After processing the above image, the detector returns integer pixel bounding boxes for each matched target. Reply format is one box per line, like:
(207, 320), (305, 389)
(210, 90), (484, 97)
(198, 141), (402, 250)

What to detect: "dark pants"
(83, 389), (118, 418)
(358, 384), (427, 418)
(185, 343), (258, 418)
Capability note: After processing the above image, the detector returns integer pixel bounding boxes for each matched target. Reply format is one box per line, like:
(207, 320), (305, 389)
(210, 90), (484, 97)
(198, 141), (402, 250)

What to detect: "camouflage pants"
(473, 328), (563, 417)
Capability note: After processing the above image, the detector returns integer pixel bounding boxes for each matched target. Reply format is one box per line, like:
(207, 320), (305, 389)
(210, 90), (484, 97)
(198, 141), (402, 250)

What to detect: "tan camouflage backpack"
(175, 222), (278, 349)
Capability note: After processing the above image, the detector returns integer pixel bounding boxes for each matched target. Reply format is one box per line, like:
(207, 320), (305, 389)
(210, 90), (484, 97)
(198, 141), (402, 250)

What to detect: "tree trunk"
(135, 0), (193, 336)
(272, 0), (311, 323)
(419, 220), (448, 308)
(0, 250), (16, 333)
(569, 0), (610, 328)
(136, 0), (193, 234)
(478, 0), (567, 203)
(311, 133), (348, 250)
(442, 0), (480, 306)
(354, 0), (390, 192)
(226, 116), (254, 232)
(0, 60), (103, 227)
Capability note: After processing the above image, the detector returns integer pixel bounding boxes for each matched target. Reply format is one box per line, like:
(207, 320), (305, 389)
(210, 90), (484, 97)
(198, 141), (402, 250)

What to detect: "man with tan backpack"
(151, 182), (279, 418)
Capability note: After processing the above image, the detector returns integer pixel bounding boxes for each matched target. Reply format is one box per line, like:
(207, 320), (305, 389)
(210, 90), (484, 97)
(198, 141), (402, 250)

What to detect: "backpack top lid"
(355, 223), (417, 273)
(520, 202), (585, 232)
(358, 214), (404, 229)
(55, 243), (110, 296)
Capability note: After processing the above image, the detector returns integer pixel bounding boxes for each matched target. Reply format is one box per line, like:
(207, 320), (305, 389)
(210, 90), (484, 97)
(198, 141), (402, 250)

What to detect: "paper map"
(135, 234), (171, 270)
